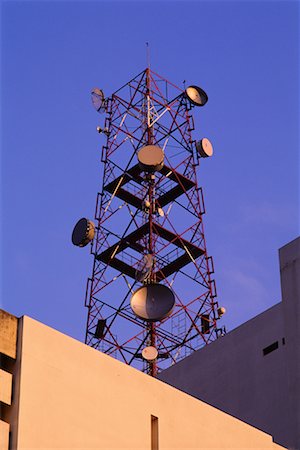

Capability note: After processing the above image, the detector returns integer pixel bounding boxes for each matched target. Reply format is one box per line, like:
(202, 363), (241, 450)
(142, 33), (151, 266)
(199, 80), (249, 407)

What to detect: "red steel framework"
(84, 68), (224, 375)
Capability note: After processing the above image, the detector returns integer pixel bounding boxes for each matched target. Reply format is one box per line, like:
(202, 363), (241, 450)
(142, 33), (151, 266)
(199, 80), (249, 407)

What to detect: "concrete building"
(0, 309), (284, 450)
(159, 237), (300, 450)
(1, 237), (298, 449)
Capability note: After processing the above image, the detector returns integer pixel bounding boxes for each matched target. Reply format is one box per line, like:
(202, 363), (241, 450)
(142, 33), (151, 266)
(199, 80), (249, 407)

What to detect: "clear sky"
(1, 0), (299, 343)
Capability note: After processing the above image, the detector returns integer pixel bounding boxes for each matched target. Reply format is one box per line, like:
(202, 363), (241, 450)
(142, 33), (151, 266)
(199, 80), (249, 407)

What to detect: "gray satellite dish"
(91, 88), (106, 113)
(185, 85), (208, 107)
(196, 138), (213, 158)
(137, 145), (164, 172)
(72, 218), (95, 247)
(142, 346), (158, 362)
(130, 284), (175, 322)
(135, 254), (153, 282)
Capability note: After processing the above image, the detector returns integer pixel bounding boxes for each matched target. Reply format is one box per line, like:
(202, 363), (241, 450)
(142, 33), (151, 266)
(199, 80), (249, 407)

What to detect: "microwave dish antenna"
(185, 85), (208, 107)
(137, 145), (164, 173)
(218, 306), (226, 318)
(142, 346), (158, 362)
(91, 88), (107, 113)
(130, 284), (175, 322)
(196, 138), (214, 158)
(72, 218), (95, 247)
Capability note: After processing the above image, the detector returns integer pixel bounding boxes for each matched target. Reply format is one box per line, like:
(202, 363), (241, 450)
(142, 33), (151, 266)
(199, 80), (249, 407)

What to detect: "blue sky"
(1, 0), (299, 342)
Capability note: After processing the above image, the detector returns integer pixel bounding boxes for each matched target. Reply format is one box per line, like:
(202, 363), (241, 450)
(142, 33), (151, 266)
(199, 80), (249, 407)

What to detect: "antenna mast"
(145, 63), (157, 376)
(146, 42), (150, 70)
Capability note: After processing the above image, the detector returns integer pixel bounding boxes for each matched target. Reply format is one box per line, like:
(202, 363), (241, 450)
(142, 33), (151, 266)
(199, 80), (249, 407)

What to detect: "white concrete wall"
(10, 315), (283, 450)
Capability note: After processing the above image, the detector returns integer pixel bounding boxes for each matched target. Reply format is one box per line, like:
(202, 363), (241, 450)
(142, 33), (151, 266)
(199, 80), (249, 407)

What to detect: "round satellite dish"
(137, 145), (164, 172)
(135, 254), (153, 282)
(196, 138), (213, 158)
(91, 88), (106, 113)
(185, 85), (208, 107)
(142, 346), (158, 362)
(72, 218), (95, 247)
(218, 306), (226, 317)
(130, 284), (175, 322)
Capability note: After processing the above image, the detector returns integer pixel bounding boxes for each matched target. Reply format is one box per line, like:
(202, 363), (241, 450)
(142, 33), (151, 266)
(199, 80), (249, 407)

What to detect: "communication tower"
(72, 68), (226, 376)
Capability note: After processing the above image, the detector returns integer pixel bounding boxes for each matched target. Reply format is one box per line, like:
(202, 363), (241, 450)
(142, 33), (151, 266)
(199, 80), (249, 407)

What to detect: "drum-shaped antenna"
(185, 85), (208, 107)
(72, 218), (95, 247)
(196, 138), (214, 158)
(91, 88), (106, 113)
(137, 145), (164, 172)
(142, 346), (158, 362)
(130, 284), (175, 322)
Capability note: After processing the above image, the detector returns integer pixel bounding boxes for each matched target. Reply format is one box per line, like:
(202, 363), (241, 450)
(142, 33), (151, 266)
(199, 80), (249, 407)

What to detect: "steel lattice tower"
(76, 68), (225, 375)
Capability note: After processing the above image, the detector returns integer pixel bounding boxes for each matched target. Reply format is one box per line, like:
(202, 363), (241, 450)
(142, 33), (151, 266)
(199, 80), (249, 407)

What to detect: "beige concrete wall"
(0, 369), (12, 405)
(13, 315), (285, 450)
(0, 420), (10, 450)
(0, 310), (18, 359)
(0, 310), (18, 450)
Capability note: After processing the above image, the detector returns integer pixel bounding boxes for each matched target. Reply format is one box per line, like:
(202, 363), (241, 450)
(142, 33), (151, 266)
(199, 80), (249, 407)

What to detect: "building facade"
(159, 237), (300, 450)
(0, 310), (284, 450)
